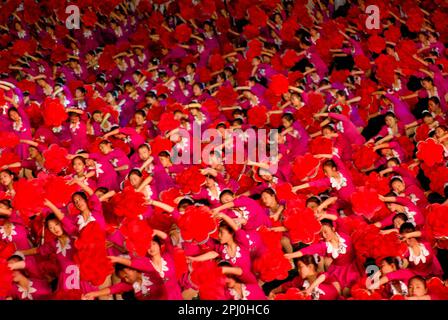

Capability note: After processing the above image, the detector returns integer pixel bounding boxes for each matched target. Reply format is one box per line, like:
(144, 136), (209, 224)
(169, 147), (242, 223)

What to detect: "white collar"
(150, 257), (168, 278)
(223, 245), (242, 264)
(303, 279), (326, 300)
(133, 273), (153, 296)
(232, 207), (250, 221)
(18, 280), (37, 300)
(77, 214), (96, 231)
(56, 238), (71, 257)
(13, 119), (24, 132)
(409, 243), (429, 265)
(228, 284), (249, 300)
(207, 183), (221, 201)
(70, 121), (80, 132)
(0, 223), (17, 242)
(330, 174), (347, 190)
(326, 233), (347, 259)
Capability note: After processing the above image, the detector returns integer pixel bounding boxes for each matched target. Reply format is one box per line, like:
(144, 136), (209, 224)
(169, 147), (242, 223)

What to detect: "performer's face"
(0, 172), (13, 186)
(408, 279), (427, 297)
(47, 219), (64, 237)
(297, 261), (314, 279)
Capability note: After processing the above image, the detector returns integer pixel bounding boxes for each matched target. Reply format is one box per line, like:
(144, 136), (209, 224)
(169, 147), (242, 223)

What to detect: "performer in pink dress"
(285, 220), (361, 297)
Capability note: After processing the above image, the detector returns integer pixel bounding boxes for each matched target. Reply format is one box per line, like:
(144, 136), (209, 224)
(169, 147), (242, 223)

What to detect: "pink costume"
(109, 268), (167, 300)
(38, 236), (98, 293)
(328, 112), (365, 145)
(379, 196), (425, 228)
(67, 120), (89, 154)
(300, 232), (361, 289)
(129, 251), (183, 300)
(208, 229), (257, 283)
(9, 279), (52, 300)
(88, 153), (120, 191)
(280, 272), (340, 300)
(309, 155), (355, 205)
(224, 272), (266, 300)
(61, 194), (107, 236)
(403, 242), (443, 278)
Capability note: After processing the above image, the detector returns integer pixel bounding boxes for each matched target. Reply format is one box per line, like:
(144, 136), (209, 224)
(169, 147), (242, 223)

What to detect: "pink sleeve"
(234, 229), (251, 249)
(61, 216), (78, 236)
(37, 241), (55, 256)
(119, 127), (137, 136)
(89, 195), (106, 229)
(300, 241), (327, 256)
(386, 269), (414, 282)
(380, 213), (394, 228)
(328, 112), (348, 122)
(309, 178), (331, 189)
(130, 257), (154, 274)
(109, 282), (134, 295)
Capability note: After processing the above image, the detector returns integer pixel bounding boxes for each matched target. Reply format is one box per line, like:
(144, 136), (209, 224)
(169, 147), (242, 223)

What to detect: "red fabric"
(120, 218), (153, 256)
(0, 131), (20, 148)
(216, 84), (238, 107)
(425, 204), (448, 239)
(0, 259), (13, 298)
(74, 222), (113, 286)
(42, 98), (68, 127)
(82, 10), (98, 27)
(416, 138), (444, 167)
(150, 136), (173, 155)
(352, 144), (380, 170)
(190, 260), (227, 300)
(247, 105), (268, 127)
(177, 205), (217, 244)
(281, 49), (300, 68)
(275, 288), (312, 300)
(175, 166), (206, 194)
(309, 136), (333, 155)
(274, 183), (300, 201)
(41, 174), (78, 207)
(253, 248), (292, 282)
(351, 187), (386, 221)
(269, 74), (289, 96)
(368, 35), (386, 54)
(209, 53), (225, 72)
(43, 144), (69, 174)
(283, 201), (321, 244)
(292, 153), (321, 182)
(172, 247), (188, 280)
(112, 186), (147, 219)
(12, 178), (44, 222)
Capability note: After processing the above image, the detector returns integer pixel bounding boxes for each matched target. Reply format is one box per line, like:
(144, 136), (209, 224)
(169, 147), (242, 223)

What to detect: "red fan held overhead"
(177, 205), (217, 244)
(416, 138), (445, 167)
(41, 175), (78, 207)
(292, 153), (321, 182)
(43, 144), (70, 174)
(352, 144), (379, 170)
(425, 204), (448, 239)
(253, 249), (292, 282)
(283, 201), (321, 244)
(12, 178), (44, 221)
(175, 166), (206, 194)
(42, 98), (68, 128)
(112, 186), (147, 219)
(350, 187), (385, 221)
(120, 218), (153, 257)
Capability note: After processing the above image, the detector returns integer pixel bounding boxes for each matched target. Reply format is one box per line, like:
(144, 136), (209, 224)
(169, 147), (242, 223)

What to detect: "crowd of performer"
(0, 0), (448, 300)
